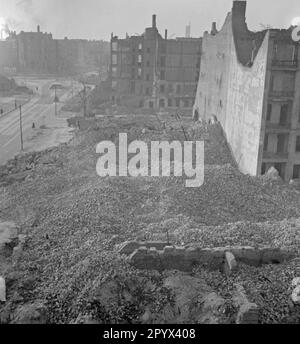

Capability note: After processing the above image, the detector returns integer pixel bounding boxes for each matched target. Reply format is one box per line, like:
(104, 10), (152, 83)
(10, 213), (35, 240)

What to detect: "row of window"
(143, 85), (195, 96)
(146, 99), (191, 108)
(263, 134), (300, 154)
(267, 102), (300, 124)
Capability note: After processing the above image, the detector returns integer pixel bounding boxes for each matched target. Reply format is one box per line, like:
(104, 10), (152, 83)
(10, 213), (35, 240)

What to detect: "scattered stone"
(208, 115), (218, 125)
(74, 314), (102, 324)
(140, 309), (152, 324)
(292, 277), (300, 287)
(264, 167), (281, 181)
(289, 179), (300, 187)
(224, 251), (237, 275)
(12, 302), (48, 324)
(233, 284), (259, 324)
(200, 292), (226, 324)
(291, 278), (300, 305)
(158, 272), (225, 324)
(0, 276), (6, 302)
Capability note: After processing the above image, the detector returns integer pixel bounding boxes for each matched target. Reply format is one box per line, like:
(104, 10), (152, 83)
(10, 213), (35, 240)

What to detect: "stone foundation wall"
(118, 241), (295, 272)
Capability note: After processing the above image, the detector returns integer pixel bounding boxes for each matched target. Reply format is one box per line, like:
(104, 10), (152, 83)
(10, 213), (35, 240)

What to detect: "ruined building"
(0, 26), (110, 76)
(193, 0), (300, 181)
(109, 15), (202, 109)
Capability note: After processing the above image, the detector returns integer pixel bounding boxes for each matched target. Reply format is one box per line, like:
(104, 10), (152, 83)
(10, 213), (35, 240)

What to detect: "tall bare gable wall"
(194, 3), (269, 176)
(226, 30), (269, 175)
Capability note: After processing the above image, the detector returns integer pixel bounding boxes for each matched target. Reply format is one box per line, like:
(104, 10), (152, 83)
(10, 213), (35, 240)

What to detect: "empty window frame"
(296, 136), (300, 152)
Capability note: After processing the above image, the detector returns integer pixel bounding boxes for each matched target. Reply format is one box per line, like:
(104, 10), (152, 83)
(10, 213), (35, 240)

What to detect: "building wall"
(193, 2), (269, 176)
(260, 32), (300, 180)
(16, 31), (54, 74)
(194, 0), (300, 181)
(110, 17), (201, 109)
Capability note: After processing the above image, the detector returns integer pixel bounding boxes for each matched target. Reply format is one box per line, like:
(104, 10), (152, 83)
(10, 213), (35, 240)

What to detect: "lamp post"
(19, 105), (24, 151)
(54, 85), (57, 117)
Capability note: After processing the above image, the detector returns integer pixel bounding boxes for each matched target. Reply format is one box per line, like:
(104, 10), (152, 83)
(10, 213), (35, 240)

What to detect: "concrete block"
(224, 251), (238, 275)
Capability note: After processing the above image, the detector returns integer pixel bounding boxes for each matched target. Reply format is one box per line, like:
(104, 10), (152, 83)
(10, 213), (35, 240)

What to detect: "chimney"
(185, 24), (191, 38)
(152, 14), (157, 28)
(211, 22), (218, 35)
(37, 25), (40, 33)
(165, 29), (168, 40)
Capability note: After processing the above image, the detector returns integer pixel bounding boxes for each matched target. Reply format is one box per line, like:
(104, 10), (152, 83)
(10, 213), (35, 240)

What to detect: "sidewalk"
(22, 90), (77, 155)
(0, 96), (32, 119)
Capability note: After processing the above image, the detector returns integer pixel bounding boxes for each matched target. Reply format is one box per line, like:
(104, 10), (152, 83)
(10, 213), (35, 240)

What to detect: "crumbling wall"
(193, 2), (269, 176)
(119, 241), (294, 272)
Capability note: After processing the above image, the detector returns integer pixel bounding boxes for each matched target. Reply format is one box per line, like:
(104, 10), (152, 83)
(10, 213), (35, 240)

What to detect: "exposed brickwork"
(119, 241), (295, 272)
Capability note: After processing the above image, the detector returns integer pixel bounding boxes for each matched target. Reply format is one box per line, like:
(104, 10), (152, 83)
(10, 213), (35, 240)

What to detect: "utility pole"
(19, 105), (24, 151)
(83, 85), (87, 117)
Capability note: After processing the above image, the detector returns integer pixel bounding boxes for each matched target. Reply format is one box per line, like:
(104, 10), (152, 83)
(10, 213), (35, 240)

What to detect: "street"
(0, 77), (79, 166)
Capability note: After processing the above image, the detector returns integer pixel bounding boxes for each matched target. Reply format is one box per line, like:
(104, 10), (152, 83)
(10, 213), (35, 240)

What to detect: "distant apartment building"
(0, 26), (110, 76)
(0, 39), (18, 74)
(109, 15), (202, 109)
(193, 0), (300, 181)
(16, 26), (57, 74)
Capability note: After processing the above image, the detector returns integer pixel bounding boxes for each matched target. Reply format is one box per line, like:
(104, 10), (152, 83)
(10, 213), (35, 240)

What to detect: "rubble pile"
(0, 114), (299, 324)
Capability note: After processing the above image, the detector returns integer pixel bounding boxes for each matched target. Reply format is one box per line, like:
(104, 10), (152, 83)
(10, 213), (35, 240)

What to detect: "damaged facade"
(193, 1), (300, 181)
(109, 15), (202, 110)
(0, 26), (110, 76)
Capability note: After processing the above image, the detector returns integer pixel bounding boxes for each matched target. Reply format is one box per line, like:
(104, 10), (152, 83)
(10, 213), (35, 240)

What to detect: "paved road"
(0, 77), (77, 166)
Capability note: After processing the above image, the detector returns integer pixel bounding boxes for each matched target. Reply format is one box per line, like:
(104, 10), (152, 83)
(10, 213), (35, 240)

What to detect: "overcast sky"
(0, 0), (300, 41)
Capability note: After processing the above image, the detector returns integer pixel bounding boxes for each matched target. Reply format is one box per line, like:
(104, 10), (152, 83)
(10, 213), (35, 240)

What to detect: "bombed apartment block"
(193, 0), (300, 181)
(109, 15), (202, 110)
